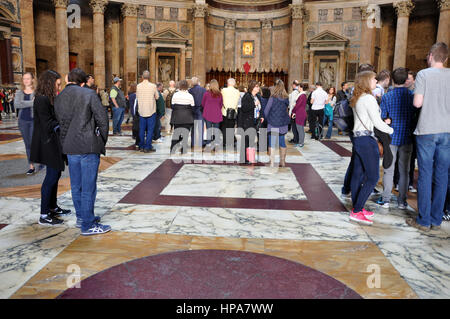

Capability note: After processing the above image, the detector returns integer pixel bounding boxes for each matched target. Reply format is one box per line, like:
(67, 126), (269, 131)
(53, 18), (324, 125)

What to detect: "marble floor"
(0, 117), (449, 299)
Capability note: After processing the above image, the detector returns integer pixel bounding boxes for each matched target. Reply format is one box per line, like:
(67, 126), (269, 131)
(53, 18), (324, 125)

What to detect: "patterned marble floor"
(0, 117), (449, 299)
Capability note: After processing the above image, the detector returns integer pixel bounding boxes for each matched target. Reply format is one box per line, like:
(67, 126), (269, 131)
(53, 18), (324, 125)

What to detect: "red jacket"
(0, 91), (5, 112)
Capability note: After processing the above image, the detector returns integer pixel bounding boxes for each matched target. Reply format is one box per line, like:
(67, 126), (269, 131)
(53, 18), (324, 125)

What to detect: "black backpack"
(333, 98), (354, 133)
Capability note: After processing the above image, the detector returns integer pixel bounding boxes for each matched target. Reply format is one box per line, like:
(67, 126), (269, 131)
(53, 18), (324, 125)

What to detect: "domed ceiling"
(206, 0), (291, 12)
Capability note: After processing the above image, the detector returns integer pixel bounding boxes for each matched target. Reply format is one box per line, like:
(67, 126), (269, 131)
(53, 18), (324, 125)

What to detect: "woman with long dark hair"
(202, 79), (223, 148)
(323, 87), (337, 139)
(349, 71), (393, 226)
(30, 70), (71, 226)
(264, 79), (290, 167)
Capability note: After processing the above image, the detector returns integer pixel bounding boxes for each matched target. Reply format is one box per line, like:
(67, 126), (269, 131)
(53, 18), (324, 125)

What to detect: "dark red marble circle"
(57, 250), (362, 299)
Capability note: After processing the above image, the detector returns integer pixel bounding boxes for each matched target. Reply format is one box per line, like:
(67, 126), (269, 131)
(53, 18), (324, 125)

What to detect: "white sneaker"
(398, 202), (408, 210)
(408, 186), (417, 193)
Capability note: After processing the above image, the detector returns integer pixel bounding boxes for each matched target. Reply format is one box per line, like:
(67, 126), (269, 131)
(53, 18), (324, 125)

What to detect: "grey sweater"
(14, 90), (35, 118)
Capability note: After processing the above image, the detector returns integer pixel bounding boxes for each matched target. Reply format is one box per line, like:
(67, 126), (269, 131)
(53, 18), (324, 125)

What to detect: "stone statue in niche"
(319, 63), (335, 89)
(159, 58), (173, 86)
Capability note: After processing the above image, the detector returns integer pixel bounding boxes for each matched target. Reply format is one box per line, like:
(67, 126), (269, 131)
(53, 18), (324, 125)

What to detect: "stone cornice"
(121, 3), (138, 17)
(290, 4), (305, 19)
(437, 0), (450, 11)
(90, 0), (109, 14)
(393, 1), (415, 17)
(53, 0), (69, 9)
(193, 4), (208, 18)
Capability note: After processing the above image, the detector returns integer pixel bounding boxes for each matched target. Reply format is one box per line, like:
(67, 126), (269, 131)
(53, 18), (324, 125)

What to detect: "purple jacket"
(291, 93), (307, 126)
(202, 91), (223, 123)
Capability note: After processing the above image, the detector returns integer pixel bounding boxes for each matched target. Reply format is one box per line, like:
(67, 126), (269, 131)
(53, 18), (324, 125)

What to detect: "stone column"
(359, 5), (378, 66)
(53, 0), (70, 79)
(339, 51), (346, 85)
(111, 17), (120, 80)
(393, 1), (414, 69)
(192, 4), (207, 85)
(437, 0), (450, 46)
(180, 47), (186, 80)
(150, 46), (156, 82)
(224, 19), (236, 71)
(289, 4), (305, 85)
(260, 19), (272, 72)
(1, 32), (14, 84)
(20, 0), (37, 75)
(90, 0), (108, 89)
(308, 51), (314, 84)
(121, 3), (138, 93)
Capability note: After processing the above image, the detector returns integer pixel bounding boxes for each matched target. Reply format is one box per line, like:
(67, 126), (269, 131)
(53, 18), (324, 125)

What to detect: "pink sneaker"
(362, 208), (374, 220)
(349, 210), (373, 225)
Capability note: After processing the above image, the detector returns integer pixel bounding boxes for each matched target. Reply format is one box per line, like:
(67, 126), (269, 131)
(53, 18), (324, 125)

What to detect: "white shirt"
(311, 87), (328, 110)
(171, 90), (195, 106)
(289, 89), (301, 114)
(353, 94), (393, 135)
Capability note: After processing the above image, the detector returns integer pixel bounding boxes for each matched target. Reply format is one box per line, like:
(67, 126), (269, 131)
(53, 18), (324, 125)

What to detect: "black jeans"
(310, 109), (324, 139)
(221, 116), (236, 147)
(290, 118), (299, 143)
(41, 166), (62, 214)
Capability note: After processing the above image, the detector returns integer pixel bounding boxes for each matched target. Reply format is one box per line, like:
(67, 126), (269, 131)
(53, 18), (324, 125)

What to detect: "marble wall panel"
(271, 29), (289, 71)
(206, 27), (224, 71)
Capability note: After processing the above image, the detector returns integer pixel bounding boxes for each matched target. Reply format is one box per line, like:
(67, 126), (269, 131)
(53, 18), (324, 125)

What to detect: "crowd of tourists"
(3, 42), (449, 236)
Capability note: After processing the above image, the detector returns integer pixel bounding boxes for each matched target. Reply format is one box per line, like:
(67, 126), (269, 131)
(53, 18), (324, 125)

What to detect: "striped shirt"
(136, 80), (159, 117)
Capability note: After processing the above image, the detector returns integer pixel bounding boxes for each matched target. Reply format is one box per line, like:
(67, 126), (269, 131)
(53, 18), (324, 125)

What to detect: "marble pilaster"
(180, 48), (186, 80)
(260, 19), (272, 72)
(393, 1), (414, 69)
(359, 5), (377, 66)
(339, 51), (346, 86)
(289, 4), (305, 85)
(121, 3), (138, 93)
(437, 0), (450, 46)
(53, 0), (70, 80)
(224, 19), (236, 71)
(90, 0), (108, 89)
(150, 46), (156, 83)
(308, 51), (314, 84)
(20, 0), (36, 75)
(193, 4), (207, 85)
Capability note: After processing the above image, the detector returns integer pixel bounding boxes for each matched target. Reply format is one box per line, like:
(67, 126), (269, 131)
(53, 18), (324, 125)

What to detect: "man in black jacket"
(54, 68), (111, 236)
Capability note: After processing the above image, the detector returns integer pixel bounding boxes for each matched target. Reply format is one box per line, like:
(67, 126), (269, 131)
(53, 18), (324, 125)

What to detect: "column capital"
(53, 0), (69, 9)
(360, 5), (378, 20)
(290, 4), (306, 19)
(193, 4), (208, 18)
(260, 18), (272, 29)
(225, 18), (236, 30)
(90, 0), (108, 14)
(2, 31), (11, 40)
(393, 1), (415, 17)
(437, 0), (450, 11)
(21, 0), (34, 6)
(121, 3), (138, 17)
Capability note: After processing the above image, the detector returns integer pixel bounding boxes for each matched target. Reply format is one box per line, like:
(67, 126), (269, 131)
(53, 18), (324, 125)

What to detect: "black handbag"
(226, 108), (237, 120)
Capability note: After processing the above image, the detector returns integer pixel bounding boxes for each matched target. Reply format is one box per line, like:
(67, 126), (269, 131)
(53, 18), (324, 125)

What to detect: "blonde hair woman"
(348, 71), (394, 225)
(14, 72), (39, 175)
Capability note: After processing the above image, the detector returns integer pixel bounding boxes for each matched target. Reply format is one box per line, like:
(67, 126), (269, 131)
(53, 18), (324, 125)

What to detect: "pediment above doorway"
(148, 28), (188, 47)
(308, 30), (349, 51)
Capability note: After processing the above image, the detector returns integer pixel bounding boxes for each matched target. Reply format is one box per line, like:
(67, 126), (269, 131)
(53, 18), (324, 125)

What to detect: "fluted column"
(289, 4), (305, 85)
(308, 51), (314, 84)
(193, 4), (207, 85)
(437, 0), (450, 46)
(20, 0), (37, 75)
(150, 46), (156, 83)
(393, 1), (414, 69)
(260, 19), (272, 72)
(180, 48), (186, 80)
(53, 0), (69, 79)
(1, 32), (14, 84)
(360, 5), (378, 66)
(224, 19), (236, 71)
(90, 0), (108, 89)
(121, 3), (138, 93)
(111, 17), (120, 80)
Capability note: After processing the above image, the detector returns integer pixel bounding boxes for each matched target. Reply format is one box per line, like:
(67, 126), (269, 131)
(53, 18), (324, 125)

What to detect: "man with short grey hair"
(136, 70), (160, 152)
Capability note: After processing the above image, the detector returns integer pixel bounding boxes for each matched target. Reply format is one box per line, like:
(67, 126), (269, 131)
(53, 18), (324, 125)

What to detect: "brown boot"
(269, 147), (276, 167)
(280, 147), (287, 167)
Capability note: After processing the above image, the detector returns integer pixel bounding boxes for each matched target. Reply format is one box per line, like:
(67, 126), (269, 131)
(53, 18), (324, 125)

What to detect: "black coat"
(30, 95), (66, 171)
(54, 84), (109, 155)
(171, 104), (194, 125)
(238, 92), (258, 130)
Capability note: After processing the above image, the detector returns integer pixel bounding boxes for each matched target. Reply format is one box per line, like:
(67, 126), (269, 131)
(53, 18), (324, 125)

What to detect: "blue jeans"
(18, 118), (34, 164)
(323, 114), (333, 139)
(416, 133), (450, 227)
(112, 107), (125, 134)
(268, 132), (287, 148)
(342, 135), (355, 195)
(205, 120), (221, 145)
(191, 106), (204, 147)
(351, 136), (380, 212)
(139, 114), (156, 150)
(67, 154), (100, 232)
(152, 114), (162, 141)
(41, 166), (61, 214)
